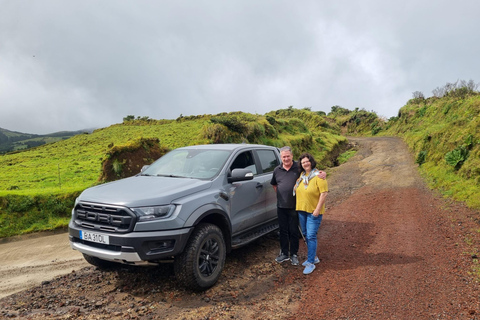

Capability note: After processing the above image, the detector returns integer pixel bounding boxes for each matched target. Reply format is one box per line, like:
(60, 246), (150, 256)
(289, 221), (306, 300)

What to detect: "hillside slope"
(385, 93), (480, 209)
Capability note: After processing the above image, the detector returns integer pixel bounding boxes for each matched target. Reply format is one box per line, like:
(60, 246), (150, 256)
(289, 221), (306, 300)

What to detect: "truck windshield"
(142, 149), (231, 179)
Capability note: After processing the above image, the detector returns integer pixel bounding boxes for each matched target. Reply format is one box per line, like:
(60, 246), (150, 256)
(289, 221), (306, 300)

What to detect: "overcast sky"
(1, 0), (479, 134)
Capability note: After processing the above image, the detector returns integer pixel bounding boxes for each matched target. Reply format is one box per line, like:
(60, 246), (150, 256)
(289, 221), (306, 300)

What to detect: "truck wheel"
(174, 223), (226, 291)
(83, 254), (118, 269)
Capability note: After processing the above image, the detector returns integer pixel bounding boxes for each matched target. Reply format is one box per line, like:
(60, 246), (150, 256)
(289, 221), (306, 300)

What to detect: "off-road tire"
(174, 223), (226, 291)
(83, 254), (119, 269)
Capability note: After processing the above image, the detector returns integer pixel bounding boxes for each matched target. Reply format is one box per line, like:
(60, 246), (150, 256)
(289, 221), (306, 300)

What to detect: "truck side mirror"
(227, 168), (254, 183)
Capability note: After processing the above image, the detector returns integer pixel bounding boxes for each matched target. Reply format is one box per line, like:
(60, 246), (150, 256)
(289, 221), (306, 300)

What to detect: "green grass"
(0, 119), (210, 195)
(0, 109), (347, 238)
(386, 93), (480, 209)
(337, 150), (357, 165)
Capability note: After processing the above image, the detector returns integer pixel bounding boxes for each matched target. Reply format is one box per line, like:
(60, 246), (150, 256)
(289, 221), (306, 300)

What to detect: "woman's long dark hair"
(299, 153), (317, 170)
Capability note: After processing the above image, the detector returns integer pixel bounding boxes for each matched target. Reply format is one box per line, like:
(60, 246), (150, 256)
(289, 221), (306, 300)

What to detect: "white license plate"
(80, 230), (110, 245)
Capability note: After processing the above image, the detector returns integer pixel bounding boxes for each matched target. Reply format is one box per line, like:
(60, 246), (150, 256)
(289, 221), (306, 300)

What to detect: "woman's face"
(300, 157), (312, 172)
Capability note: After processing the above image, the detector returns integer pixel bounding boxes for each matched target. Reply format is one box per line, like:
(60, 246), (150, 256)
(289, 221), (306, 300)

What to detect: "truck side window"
(230, 151), (257, 175)
(256, 150), (279, 173)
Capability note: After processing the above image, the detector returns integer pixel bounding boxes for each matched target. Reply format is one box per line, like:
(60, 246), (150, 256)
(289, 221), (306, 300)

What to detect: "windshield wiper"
(156, 174), (188, 178)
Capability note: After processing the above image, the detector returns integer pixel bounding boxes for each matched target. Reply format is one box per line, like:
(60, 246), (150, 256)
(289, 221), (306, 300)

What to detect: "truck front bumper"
(68, 223), (193, 264)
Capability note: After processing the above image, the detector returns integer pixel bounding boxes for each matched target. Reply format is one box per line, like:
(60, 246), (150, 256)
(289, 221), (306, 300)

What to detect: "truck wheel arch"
(184, 204), (232, 253)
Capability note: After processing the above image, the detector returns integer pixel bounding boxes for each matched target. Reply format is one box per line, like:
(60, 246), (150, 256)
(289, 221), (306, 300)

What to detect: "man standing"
(271, 146), (325, 266)
(271, 146), (300, 265)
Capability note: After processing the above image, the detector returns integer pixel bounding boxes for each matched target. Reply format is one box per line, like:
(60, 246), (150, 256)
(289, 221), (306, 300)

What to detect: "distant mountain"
(0, 127), (95, 154)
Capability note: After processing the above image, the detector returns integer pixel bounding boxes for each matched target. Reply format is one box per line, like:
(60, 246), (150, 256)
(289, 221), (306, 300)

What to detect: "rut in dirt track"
(294, 137), (480, 319)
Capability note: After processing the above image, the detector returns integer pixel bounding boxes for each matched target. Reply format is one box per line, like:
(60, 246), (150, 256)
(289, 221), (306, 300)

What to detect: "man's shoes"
(303, 262), (316, 275)
(275, 253), (290, 263)
(290, 254), (299, 266)
(302, 256), (320, 266)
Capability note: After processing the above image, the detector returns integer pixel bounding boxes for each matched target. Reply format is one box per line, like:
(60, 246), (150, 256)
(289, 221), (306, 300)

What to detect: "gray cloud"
(1, 0), (479, 134)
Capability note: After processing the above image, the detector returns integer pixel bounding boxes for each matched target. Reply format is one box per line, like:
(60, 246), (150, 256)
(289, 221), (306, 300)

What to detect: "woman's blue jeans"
(298, 211), (323, 264)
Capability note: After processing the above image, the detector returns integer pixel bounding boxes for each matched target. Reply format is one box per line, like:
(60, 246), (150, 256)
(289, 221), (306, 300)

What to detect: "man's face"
(281, 151), (293, 166)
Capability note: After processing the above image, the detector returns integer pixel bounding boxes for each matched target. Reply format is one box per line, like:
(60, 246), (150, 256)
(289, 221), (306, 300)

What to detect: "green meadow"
(0, 119), (211, 196)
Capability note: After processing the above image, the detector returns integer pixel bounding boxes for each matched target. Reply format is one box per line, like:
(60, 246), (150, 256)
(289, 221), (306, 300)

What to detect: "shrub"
(287, 118), (308, 133)
(464, 134), (474, 149)
(246, 122), (264, 143)
(412, 91), (425, 99)
(210, 116), (248, 135)
(262, 121), (278, 138)
(417, 106), (427, 117)
(202, 123), (230, 143)
(445, 146), (469, 170)
(266, 116), (276, 125)
(371, 126), (381, 135)
(415, 151), (427, 166)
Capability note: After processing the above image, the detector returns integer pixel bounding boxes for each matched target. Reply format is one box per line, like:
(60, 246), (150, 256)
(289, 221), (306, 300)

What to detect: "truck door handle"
(256, 183), (263, 189)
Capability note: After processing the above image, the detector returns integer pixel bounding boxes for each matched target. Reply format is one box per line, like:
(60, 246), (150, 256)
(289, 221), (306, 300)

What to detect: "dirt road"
(1, 137), (480, 319)
(0, 231), (88, 299)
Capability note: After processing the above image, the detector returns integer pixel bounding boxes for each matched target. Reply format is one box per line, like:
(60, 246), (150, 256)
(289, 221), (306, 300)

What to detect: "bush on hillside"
(203, 123), (232, 143)
(210, 116), (248, 135)
(415, 150), (427, 166)
(329, 105), (351, 116)
(445, 146), (469, 170)
(432, 80), (479, 99)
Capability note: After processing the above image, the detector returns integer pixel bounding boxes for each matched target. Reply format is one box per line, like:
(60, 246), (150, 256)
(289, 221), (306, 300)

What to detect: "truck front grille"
(74, 202), (136, 233)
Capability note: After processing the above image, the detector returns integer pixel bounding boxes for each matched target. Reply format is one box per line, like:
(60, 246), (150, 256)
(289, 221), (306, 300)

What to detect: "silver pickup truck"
(69, 144), (280, 290)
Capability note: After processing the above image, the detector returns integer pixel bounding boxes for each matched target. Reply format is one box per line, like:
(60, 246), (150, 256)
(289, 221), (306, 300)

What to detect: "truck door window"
(256, 150), (279, 173)
(230, 151), (257, 175)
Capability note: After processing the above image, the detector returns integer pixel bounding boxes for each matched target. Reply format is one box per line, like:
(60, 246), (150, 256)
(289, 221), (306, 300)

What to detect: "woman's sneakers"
(303, 262), (316, 275)
(301, 256), (320, 266)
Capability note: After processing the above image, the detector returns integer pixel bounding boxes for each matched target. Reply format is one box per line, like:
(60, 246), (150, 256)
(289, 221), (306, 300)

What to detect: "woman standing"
(294, 153), (328, 275)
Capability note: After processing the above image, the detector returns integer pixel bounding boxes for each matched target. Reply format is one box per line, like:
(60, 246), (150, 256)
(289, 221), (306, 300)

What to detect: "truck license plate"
(80, 230), (110, 245)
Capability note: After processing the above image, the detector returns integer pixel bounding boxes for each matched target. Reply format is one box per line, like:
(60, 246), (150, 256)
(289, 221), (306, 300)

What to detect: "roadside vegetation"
(385, 80), (480, 209)
(0, 109), (347, 238)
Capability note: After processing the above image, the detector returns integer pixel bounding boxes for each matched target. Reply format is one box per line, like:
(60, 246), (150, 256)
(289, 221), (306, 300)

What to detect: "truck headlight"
(131, 205), (175, 222)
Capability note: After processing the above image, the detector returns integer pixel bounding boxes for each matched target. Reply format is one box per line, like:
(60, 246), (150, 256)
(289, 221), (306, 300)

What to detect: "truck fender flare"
(184, 203), (232, 251)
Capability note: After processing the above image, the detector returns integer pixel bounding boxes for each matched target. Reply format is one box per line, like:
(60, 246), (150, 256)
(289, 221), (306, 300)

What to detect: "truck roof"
(176, 144), (278, 151)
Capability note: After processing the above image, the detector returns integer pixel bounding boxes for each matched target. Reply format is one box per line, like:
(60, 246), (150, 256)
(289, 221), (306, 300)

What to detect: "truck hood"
(78, 176), (213, 207)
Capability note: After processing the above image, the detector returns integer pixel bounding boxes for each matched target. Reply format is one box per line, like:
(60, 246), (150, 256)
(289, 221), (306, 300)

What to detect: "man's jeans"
(298, 211), (323, 263)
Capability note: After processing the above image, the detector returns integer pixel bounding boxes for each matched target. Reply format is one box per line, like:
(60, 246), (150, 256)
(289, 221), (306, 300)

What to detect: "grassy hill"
(0, 109), (348, 237)
(385, 87), (480, 209)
